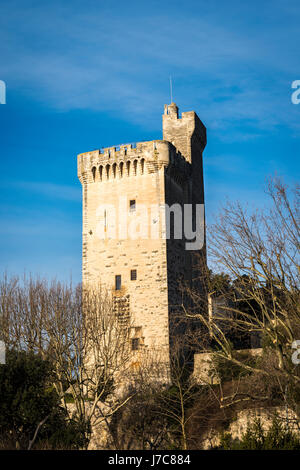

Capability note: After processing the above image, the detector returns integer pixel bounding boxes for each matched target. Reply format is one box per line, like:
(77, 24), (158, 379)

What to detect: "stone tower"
(77, 103), (206, 365)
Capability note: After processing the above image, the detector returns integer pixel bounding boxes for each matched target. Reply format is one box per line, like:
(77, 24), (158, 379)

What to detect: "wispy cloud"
(1, 1), (300, 135)
(2, 181), (81, 202)
(0, 0), (299, 281)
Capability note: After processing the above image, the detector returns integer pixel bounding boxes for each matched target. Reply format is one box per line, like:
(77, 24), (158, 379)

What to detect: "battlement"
(163, 103), (206, 163)
(78, 139), (190, 184)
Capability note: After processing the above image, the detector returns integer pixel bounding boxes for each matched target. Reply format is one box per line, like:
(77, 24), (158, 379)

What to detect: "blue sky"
(0, 0), (299, 282)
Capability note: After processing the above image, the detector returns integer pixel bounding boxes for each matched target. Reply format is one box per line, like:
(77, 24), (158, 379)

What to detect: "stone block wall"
(77, 103), (207, 368)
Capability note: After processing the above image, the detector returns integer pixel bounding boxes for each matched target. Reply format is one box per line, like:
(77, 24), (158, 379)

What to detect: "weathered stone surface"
(201, 406), (300, 449)
(77, 103), (207, 368)
(193, 348), (263, 385)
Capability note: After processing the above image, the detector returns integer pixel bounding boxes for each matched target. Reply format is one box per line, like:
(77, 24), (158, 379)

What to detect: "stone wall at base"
(201, 406), (300, 449)
(193, 348), (263, 385)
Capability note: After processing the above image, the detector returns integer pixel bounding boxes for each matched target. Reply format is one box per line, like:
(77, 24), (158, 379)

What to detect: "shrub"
(219, 415), (300, 450)
(0, 350), (87, 449)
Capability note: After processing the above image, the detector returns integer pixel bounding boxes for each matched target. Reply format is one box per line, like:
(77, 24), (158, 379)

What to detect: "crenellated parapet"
(77, 139), (191, 184)
(163, 103), (206, 164)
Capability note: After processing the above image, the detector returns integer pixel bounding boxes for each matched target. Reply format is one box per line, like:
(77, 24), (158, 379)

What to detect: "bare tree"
(184, 177), (300, 409)
(149, 334), (211, 450)
(102, 333), (215, 450)
(0, 276), (135, 446)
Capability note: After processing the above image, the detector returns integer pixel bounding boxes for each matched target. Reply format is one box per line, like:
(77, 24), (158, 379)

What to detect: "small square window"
(131, 338), (139, 351)
(115, 275), (121, 290)
(129, 200), (136, 211)
(130, 269), (137, 281)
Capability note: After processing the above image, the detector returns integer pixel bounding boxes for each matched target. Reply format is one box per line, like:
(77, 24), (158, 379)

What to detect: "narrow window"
(92, 167), (96, 181)
(130, 269), (137, 281)
(129, 199), (136, 212)
(131, 338), (139, 351)
(106, 164), (110, 180)
(119, 162), (124, 178)
(115, 275), (121, 291)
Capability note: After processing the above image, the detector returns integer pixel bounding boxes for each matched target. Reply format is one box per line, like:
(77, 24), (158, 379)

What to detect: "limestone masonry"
(77, 103), (207, 365)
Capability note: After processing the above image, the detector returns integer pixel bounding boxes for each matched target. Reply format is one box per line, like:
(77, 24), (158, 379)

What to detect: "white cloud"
(3, 181), (81, 202)
(0, 1), (300, 135)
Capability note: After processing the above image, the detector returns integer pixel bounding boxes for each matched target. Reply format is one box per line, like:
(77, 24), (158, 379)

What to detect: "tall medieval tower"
(77, 103), (206, 364)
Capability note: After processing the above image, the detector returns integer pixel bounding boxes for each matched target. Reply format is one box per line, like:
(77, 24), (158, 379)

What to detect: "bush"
(219, 415), (300, 450)
(210, 350), (257, 383)
(0, 350), (87, 449)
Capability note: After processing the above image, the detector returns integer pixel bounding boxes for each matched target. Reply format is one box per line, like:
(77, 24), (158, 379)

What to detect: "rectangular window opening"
(131, 338), (139, 351)
(129, 199), (136, 212)
(130, 269), (137, 281)
(115, 274), (121, 290)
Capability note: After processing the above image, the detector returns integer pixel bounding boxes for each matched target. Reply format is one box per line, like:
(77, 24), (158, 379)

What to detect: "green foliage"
(208, 270), (232, 295)
(64, 392), (75, 403)
(219, 416), (300, 450)
(42, 415), (90, 449)
(219, 431), (233, 449)
(210, 350), (257, 383)
(0, 350), (87, 449)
